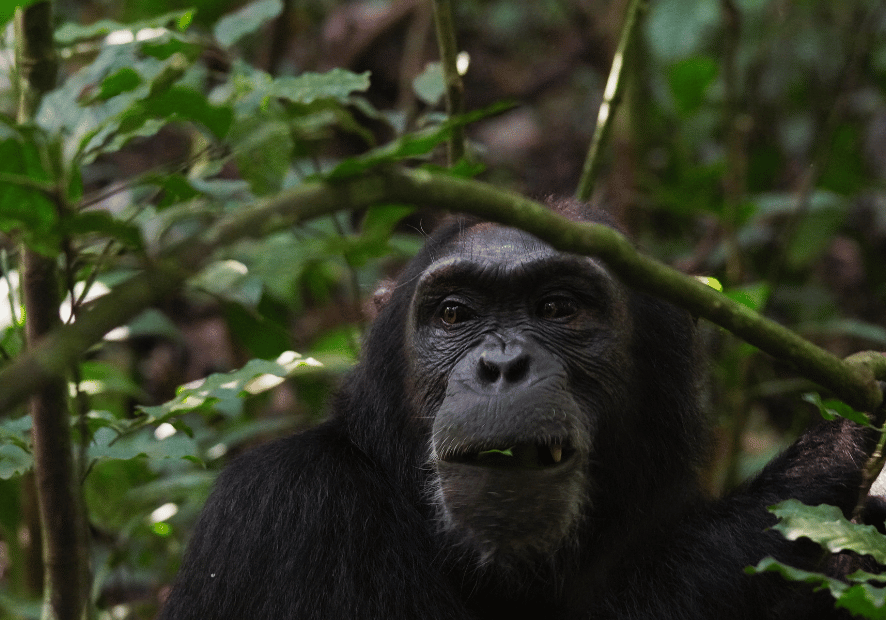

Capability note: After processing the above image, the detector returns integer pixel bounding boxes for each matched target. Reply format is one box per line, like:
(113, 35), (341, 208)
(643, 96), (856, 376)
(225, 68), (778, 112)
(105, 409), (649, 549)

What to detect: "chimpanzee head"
(351, 201), (705, 569)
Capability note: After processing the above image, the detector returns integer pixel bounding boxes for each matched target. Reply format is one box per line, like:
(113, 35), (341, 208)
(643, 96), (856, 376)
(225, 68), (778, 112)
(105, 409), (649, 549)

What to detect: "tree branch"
(15, 2), (90, 618)
(0, 169), (882, 419)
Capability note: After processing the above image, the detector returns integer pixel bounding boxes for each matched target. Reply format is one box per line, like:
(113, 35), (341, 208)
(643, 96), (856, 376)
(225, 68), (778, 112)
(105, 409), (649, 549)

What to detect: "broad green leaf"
(326, 101), (512, 180)
(55, 10), (194, 44)
(0, 444), (31, 479)
(724, 282), (770, 311)
(191, 260), (264, 307)
(141, 37), (202, 62)
(0, 415), (31, 453)
(668, 56), (719, 116)
(138, 354), (333, 421)
(121, 86), (233, 139)
(321, 205), (416, 269)
(361, 205), (416, 239)
(62, 210), (143, 249)
(121, 309), (183, 341)
(819, 125), (867, 195)
(79, 361), (143, 399)
(413, 62), (445, 106)
(788, 210), (846, 269)
(273, 69), (371, 104)
(836, 583), (886, 619)
(815, 319), (886, 348)
(802, 393), (871, 426)
(646, 0), (719, 60)
(310, 327), (360, 362)
(89, 426), (199, 462)
(751, 557), (886, 619)
(0, 0), (41, 27)
(770, 499), (886, 563)
(230, 117), (294, 195)
(422, 158), (487, 178)
(222, 299), (292, 360)
(214, 0), (283, 48)
(92, 67), (142, 101)
(0, 136), (59, 253)
(37, 42), (187, 161)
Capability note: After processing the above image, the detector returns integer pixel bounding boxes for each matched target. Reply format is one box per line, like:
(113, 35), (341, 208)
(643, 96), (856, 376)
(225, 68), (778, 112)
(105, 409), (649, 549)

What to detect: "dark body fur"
(160, 201), (881, 619)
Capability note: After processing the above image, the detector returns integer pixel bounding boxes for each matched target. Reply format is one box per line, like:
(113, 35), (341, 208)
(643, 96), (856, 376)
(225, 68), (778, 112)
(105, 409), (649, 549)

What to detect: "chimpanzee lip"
(438, 440), (575, 469)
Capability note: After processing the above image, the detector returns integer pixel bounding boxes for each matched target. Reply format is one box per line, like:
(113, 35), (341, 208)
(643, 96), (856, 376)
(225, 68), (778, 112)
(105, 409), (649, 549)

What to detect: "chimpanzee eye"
(439, 303), (471, 325)
(538, 297), (578, 320)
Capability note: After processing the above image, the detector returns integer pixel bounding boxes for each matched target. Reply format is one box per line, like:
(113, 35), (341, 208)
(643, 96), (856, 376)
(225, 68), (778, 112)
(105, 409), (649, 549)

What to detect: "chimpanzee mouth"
(439, 441), (575, 469)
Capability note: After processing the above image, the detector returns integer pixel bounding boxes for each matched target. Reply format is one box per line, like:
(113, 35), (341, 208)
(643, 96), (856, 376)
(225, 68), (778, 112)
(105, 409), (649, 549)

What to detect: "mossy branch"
(0, 169), (882, 419)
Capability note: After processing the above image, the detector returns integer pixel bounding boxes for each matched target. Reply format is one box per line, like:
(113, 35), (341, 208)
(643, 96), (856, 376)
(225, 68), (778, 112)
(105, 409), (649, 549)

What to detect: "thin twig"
(576, 0), (647, 201)
(430, 0), (465, 164)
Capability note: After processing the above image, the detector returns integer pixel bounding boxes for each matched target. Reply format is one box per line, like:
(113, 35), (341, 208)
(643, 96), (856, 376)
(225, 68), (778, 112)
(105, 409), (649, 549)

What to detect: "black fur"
(160, 202), (880, 619)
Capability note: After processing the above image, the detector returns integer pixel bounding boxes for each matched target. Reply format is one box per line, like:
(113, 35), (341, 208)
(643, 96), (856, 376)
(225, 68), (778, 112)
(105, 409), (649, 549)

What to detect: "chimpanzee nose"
(477, 346), (530, 386)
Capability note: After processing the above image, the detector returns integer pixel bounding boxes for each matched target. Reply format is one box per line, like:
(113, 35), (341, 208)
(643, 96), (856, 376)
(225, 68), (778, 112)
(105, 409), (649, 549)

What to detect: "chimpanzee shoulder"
(160, 200), (881, 620)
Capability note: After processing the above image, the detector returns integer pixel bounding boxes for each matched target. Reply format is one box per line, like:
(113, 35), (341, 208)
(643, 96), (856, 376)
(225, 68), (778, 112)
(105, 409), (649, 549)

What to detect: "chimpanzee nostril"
(477, 349), (531, 386)
(478, 356), (501, 384)
(504, 355), (529, 383)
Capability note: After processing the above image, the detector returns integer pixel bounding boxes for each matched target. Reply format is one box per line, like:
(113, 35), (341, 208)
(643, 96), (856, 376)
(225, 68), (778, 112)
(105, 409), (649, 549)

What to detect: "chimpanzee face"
(405, 223), (634, 561)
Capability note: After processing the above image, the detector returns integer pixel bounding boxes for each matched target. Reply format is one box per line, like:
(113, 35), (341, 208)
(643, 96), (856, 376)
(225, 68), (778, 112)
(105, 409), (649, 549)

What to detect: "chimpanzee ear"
(365, 279), (395, 321)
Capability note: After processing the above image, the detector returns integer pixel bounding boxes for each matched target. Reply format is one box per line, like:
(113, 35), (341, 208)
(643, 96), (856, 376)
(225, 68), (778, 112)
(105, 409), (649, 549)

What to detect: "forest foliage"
(1, 0), (886, 618)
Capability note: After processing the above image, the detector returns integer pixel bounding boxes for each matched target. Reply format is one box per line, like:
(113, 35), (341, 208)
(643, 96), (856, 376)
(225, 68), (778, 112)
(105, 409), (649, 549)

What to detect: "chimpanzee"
(159, 199), (883, 619)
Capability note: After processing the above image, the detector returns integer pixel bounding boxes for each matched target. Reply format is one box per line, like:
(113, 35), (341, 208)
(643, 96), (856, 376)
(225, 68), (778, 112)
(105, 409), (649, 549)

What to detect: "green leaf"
(0, 0), (41, 28)
(0, 136), (59, 253)
(0, 415), (31, 453)
(141, 36), (202, 62)
(191, 259), (263, 307)
(138, 354), (333, 421)
(668, 55), (719, 116)
(646, 0), (719, 61)
(122, 309), (183, 341)
(223, 299), (292, 360)
(214, 0), (284, 48)
(326, 101), (513, 180)
(122, 85), (234, 139)
(750, 557), (886, 619)
(479, 448), (514, 457)
(361, 204), (416, 239)
(802, 393), (871, 426)
(273, 69), (372, 104)
(92, 67), (142, 101)
(89, 426), (199, 462)
(770, 499), (886, 563)
(724, 282), (770, 311)
(54, 10), (195, 44)
(230, 117), (294, 195)
(815, 319), (886, 348)
(324, 204), (416, 269)
(62, 210), (143, 248)
(0, 444), (32, 479)
(78, 361), (143, 399)
(147, 173), (202, 209)
(413, 62), (446, 106)
(836, 583), (886, 619)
